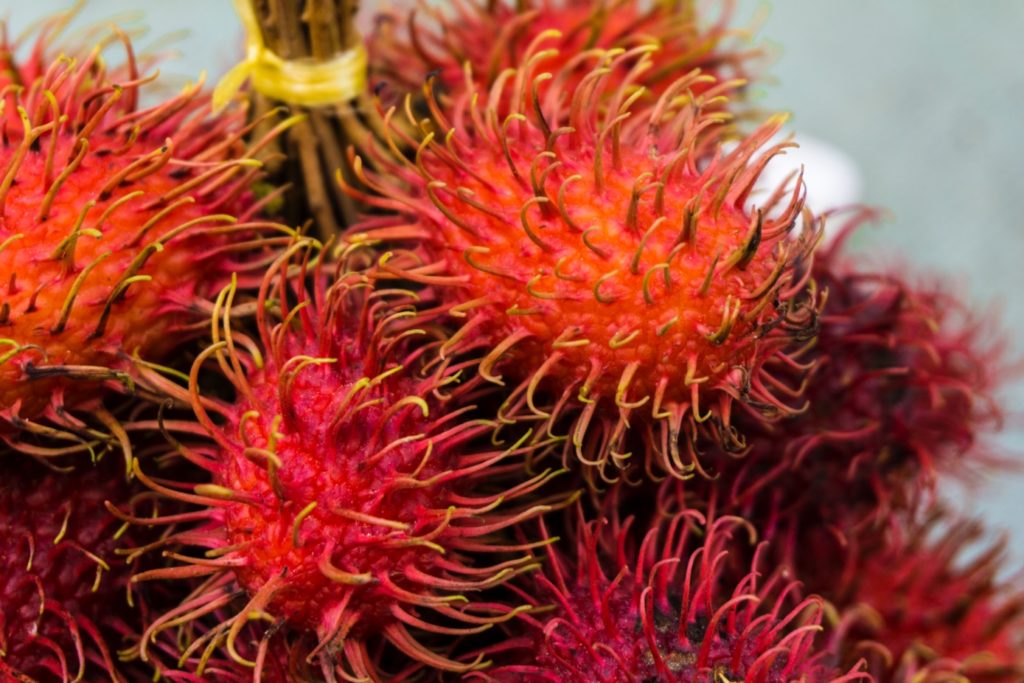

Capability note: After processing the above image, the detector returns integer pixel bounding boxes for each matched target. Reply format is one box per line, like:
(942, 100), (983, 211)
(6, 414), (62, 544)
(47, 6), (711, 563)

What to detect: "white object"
(761, 132), (863, 216)
(725, 131), (863, 221)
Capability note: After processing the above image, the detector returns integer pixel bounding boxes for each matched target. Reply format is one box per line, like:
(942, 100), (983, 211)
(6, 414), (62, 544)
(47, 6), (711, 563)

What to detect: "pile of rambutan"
(2, 2), (1021, 682)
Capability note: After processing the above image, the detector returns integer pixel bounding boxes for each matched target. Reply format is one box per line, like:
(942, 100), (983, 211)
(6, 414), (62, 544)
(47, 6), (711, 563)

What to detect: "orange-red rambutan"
(370, 0), (758, 109)
(347, 49), (820, 481)
(0, 22), (292, 458)
(472, 506), (869, 682)
(122, 242), (565, 681)
(0, 457), (145, 681)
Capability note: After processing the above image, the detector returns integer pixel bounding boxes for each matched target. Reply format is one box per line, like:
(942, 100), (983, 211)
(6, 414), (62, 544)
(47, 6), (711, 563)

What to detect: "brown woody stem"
(248, 0), (372, 238)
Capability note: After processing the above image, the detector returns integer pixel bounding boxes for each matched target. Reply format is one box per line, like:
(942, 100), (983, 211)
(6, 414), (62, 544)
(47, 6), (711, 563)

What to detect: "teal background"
(5, 1), (1022, 557)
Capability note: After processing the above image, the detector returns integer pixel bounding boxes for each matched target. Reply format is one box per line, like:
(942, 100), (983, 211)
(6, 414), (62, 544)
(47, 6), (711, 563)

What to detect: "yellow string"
(213, 0), (367, 112)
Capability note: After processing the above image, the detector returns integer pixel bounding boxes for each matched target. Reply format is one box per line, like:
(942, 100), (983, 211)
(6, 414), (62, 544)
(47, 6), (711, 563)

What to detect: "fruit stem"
(247, 0), (371, 237)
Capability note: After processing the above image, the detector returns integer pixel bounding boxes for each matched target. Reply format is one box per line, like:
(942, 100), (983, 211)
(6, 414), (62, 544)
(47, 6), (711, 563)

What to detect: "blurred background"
(5, 0), (1022, 558)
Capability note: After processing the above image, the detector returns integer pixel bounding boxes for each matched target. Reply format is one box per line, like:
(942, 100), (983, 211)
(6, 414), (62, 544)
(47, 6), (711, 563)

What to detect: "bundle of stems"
(246, 0), (379, 237)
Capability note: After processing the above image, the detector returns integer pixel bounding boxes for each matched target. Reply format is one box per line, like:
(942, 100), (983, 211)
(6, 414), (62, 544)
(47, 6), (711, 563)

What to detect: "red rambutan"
(0, 22), (293, 458)
(473, 505), (868, 682)
(123, 242), (566, 681)
(346, 49), (820, 480)
(120, 608), (297, 683)
(369, 0), (757, 108)
(826, 511), (1024, 683)
(0, 458), (143, 681)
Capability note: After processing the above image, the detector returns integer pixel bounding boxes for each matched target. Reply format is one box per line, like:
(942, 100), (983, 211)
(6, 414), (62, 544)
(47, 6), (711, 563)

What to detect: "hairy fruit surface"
(662, 213), (1009, 550)
(370, 0), (757, 110)
(476, 507), (867, 682)
(0, 26), (290, 455)
(828, 511), (1024, 683)
(127, 243), (562, 681)
(0, 458), (139, 682)
(349, 50), (820, 480)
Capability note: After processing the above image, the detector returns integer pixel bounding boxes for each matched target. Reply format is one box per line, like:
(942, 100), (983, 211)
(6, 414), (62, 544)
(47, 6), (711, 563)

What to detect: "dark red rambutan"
(0, 457), (144, 681)
(0, 22), (292, 457)
(472, 505), (868, 682)
(122, 242), (566, 681)
(345, 48), (820, 480)
(825, 511), (1024, 683)
(370, 0), (757, 108)
(664, 211), (1009, 546)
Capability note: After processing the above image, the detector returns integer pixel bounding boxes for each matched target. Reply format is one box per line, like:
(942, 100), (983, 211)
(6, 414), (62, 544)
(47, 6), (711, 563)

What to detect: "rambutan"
(472, 505), (868, 682)
(369, 0), (757, 109)
(0, 457), (143, 681)
(121, 607), (297, 683)
(123, 242), (566, 681)
(620, 215), (1015, 676)
(346, 49), (820, 480)
(0, 22), (293, 458)
(826, 511), (1024, 683)
(663, 212), (1009, 546)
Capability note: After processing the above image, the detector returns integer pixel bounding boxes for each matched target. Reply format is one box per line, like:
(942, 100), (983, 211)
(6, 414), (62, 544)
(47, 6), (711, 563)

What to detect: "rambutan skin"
(0, 23), (291, 441)
(124, 242), (564, 681)
(120, 609), (298, 683)
(825, 511), (1024, 683)
(472, 505), (867, 682)
(347, 48), (819, 480)
(0, 458), (141, 681)
(622, 216), (1015, 680)
(662, 212), (1009, 541)
(370, 0), (757, 108)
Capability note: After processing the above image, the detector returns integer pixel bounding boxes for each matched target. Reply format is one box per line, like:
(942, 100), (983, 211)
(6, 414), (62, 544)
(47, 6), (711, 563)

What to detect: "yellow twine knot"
(213, 0), (367, 112)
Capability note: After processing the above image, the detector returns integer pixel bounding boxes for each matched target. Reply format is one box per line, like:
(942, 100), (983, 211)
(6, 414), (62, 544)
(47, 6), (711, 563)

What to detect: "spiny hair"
(119, 240), (569, 681)
(470, 503), (870, 682)
(345, 46), (821, 482)
(370, 0), (759, 109)
(119, 602), (298, 683)
(826, 509), (1024, 683)
(0, 19), (296, 466)
(0, 457), (147, 682)
(658, 209), (1010, 557)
